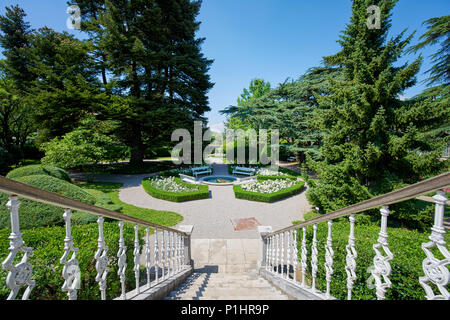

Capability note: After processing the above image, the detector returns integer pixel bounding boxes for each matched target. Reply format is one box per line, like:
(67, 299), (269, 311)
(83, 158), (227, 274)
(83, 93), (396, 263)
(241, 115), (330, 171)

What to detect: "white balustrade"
(286, 231), (291, 279)
(371, 206), (393, 300)
(266, 236), (271, 271)
(345, 214), (357, 300)
(293, 229), (298, 282)
(281, 232), (285, 277)
(271, 236), (276, 273)
(94, 216), (109, 300)
(301, 227), (307, 288)
(275, 234), (279, 274)
(133, 224), (140, 294)
(1, 196), (35, 300)
(311, 224), (318, 292)
(154, 228), (159, 284)
(117, 221), (127, 300)
(419, 190), (450, 300)
(161, 230), (166, 280)
(324, 220), (334, 299)
(145, 227), (151, 286)
(60, 209), (80, 300)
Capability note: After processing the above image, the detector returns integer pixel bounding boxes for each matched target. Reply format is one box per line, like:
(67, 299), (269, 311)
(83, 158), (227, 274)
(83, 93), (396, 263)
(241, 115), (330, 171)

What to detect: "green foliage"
(296, 216), (449, 300)
(0, 222), (142, 300)
(6, 164), (71, 182)
(41, 115), (127, 171)
(0, 174), (97, 229)
(233, 181), (305, 203)
(142, 177), (209, 202)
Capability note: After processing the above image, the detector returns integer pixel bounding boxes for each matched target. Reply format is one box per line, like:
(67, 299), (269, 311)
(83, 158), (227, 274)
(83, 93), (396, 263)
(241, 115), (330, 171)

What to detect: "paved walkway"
(70, 159), (312, 239)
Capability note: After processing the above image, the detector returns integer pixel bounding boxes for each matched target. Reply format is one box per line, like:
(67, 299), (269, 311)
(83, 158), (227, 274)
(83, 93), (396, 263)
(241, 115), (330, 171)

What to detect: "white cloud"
(209, 122), (225, 133)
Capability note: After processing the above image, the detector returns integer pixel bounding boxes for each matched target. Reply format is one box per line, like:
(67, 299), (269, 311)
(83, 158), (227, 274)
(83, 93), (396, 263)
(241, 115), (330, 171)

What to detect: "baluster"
(281, 232), (285, 277)
(301, 227), (307, 288)
(345, 214), (357, 300)
(177, 233), (182, 272)
(154, 228), (159, 284)
(161, 230), (166, 280)
(167, 231), (171, 278)
(266, 236), (271, 271)
(181, 235), (185, 267)
(370, 206), (393, 300)
(419, 190), (450, 300)
(311, 224), (318, 292)
(174, 233), (178, 273)
(117, 221), (127, 300)
(271, 236), (276, 273)
(275, 234), (279, 274)
(1, 196), (35, 300)
(60, 209), (80, 300)
(170, 232), (175, 276)
(94, 216), (109, 300)
(133, 225), (140, 293)
(145, 227), (151, 287)
(324, 220), (334, 299)
(293, 229), (298, 283)
(286, 231), (291, 279)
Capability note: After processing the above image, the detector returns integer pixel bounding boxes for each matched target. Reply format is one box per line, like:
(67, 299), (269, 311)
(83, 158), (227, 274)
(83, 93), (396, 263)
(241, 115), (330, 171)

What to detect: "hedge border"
(233, 180), (305, 203)
(142, 177), (209, 202)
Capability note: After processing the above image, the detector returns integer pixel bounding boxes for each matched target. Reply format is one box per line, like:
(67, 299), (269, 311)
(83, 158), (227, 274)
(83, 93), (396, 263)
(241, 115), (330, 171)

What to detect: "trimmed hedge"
(295, 212), (450, 300)
(233, 180), (305, 203)
(142, 177), (210, 202)
(0, 222), (142, 300)
(6, 165), (71, 182)
(0, 175), (99, 229)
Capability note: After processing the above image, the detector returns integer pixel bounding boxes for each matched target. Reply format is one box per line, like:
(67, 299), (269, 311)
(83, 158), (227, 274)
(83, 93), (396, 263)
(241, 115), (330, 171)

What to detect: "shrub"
(142, 177), (209, 202)
(0, 222), (143, 300)
(0, 175), (97, 229)
(6, 164), (71, 182)
(233, 181), (305, 203)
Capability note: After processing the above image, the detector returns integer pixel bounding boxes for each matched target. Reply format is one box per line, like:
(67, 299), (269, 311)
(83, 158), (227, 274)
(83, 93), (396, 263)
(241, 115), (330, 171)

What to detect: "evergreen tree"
(96, 0), (213, 165)
(306, 0), (448, 213)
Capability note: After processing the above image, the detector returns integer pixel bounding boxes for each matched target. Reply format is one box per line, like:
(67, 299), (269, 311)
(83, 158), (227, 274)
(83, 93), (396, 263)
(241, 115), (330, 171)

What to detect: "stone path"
(70, 159), (312, 239)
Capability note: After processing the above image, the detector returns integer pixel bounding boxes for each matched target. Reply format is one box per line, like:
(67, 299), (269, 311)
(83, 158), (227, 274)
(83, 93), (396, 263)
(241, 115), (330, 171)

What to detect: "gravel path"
(70, 159), (312, 239)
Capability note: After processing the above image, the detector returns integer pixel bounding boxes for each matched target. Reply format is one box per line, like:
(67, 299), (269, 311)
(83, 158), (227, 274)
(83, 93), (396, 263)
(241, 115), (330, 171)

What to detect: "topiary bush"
(293, 213), (449, 300)
(142, 177), (210, 202)
(0, 222), (143, 300)
(233, 180), (305, 203)
(0, 175), (97, 229)
(6, 164), (71, 182)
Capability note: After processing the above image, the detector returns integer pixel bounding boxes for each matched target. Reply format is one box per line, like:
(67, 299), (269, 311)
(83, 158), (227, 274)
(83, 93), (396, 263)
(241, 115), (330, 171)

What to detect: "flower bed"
(233, 179), (305, 203)
(142, 176), (209, 202)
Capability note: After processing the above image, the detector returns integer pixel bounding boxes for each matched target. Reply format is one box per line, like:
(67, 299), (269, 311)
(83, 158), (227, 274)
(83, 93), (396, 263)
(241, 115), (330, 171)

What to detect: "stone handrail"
(0, 175), (193, 300)
(258, 171), (450, 300)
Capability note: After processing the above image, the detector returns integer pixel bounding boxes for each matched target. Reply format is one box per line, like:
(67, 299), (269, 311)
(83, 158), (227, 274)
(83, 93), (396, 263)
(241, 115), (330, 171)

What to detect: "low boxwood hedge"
(294, 211), (450, 300)
(142, 177), (209, 202)
(233, 180), (305, 203)
(0, 222), (142, 300)
(6, 164), (71, 182)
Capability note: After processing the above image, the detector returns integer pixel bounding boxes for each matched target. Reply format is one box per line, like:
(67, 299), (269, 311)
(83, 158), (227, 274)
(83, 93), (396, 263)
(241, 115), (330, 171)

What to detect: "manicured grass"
(142, 177), (210, 202)
(77, 181), (183, 227)
(233, 180), (305, 203)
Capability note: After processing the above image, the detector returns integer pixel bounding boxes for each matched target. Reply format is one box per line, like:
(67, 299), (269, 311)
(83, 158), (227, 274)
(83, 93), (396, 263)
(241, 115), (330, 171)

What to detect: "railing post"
(301, 227), (307, 288)
(117, 221), (127, 300)
(311, 224), (318, 293)
(345, 214), (357, 300)
(1, 195), (35, 300)
(177, 226), (194, 267)
(293, 229), (298, 282)
(419, 190), (449, 300)
(371, 206), (393, 300)
(94, 216), (109, 300)
(324, 220), (334, 299)
(60, 209), (80, 300)
(257, 226), (272, 270)
(145, 227), (152, 287)
(133, 224), (140, 294)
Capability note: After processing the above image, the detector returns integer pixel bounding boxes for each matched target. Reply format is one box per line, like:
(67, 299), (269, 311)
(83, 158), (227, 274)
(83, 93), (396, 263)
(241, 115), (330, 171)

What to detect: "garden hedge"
(6, 164), (71, 182)
(142, 177), (210, 202)
(293, 211), (449, 300)
(0, 175), (106, 229)
(233, 180), (305, 203)
(0, 222), (142, 300)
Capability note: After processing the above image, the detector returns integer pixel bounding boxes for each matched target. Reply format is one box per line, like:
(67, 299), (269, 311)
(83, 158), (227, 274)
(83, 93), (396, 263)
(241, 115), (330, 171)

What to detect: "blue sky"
(1, 0), (449, 131)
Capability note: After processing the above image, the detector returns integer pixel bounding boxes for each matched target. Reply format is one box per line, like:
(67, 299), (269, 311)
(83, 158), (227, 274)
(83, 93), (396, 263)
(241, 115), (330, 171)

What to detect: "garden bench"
(232, 166), (256, 176)
(179, 174), (200, 184)
(191, 166), (212, 177)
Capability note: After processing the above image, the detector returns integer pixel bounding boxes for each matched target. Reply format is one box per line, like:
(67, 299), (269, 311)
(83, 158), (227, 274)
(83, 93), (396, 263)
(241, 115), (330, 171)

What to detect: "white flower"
(241, 179), (296, 194)
(150, 176), (197, 193)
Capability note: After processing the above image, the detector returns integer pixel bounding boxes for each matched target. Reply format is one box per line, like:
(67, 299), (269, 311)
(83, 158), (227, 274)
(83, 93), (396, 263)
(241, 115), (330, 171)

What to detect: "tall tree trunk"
(129, 124), (144, 165)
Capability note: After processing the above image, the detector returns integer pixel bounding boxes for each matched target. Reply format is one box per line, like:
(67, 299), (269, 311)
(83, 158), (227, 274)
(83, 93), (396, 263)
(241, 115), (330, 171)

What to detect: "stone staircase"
(164, 272), (290, 300)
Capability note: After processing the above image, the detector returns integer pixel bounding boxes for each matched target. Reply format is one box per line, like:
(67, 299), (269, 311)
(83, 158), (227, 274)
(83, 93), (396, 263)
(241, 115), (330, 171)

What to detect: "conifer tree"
(306, 0), (448, 213)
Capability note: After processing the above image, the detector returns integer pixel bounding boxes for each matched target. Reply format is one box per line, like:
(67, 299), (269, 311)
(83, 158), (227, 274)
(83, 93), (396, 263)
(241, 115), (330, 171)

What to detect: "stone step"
(169, 287), (281, 297)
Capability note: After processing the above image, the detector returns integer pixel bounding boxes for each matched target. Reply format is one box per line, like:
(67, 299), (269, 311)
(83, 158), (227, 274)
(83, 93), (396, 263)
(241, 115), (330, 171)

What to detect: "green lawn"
(76, 181), (183, 227)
